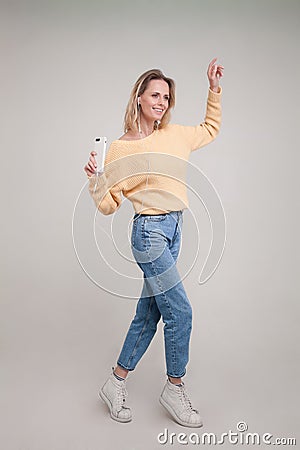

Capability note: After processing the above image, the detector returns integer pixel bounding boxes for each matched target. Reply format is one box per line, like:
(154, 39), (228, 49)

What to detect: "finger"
(207, 58), (217, 74)
(88, 161), (96, 171)
(90, 155), (97, 165)
(208, 65), (215, 78)
(90, 151), (97, 156)
(209, 57), (217, 67)
(84, 166), (93, 176)
(213, 62), (220, 73)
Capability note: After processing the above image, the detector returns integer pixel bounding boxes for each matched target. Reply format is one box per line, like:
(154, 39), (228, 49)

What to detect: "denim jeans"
(117, 210), (192, 378)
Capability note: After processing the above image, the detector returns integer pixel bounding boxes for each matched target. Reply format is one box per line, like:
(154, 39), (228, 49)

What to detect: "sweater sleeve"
(182, 87), (222, 152)
(88, 142), (123, 215)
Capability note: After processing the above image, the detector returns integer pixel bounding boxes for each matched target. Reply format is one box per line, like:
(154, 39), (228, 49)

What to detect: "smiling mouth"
(153, 108), (164, 113)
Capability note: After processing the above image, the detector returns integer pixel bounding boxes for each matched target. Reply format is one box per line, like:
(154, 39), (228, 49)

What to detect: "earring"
(138, 111), (141, 134)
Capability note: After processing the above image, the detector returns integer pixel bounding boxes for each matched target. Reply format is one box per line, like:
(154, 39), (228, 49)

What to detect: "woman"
(84, 58), (223, 427)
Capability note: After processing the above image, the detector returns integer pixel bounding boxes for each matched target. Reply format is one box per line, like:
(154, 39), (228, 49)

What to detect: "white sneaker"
(99, 369), (132, 423)
(159, 379), (203, 427)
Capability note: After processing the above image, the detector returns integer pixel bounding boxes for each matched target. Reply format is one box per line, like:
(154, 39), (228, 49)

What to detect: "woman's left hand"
(207, 58), (224, 92)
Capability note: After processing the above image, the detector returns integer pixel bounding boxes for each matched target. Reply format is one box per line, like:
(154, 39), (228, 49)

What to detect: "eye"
(152, 94), (158, 98)
(164, 96), (170, 101)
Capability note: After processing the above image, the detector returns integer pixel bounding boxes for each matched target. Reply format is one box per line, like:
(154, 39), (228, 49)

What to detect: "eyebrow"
(151, 91), (170, 96)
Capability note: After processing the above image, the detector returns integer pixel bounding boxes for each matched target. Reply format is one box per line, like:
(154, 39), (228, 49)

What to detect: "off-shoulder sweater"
(88, 87), (222, 215)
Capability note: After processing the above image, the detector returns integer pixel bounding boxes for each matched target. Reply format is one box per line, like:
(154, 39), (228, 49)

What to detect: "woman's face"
(139, 79), (170, 123)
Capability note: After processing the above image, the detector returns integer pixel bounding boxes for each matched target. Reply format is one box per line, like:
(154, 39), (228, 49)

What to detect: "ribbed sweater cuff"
(87, 173), (105, 182)
(208, 86), (222, 101)
(88, 172), (108, 196)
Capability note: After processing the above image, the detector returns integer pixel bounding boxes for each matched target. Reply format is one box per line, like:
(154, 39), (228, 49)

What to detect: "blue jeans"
(117, 210), (192, 378)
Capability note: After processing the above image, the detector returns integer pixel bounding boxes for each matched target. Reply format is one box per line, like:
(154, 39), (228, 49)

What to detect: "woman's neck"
(139, 117), (155, 138)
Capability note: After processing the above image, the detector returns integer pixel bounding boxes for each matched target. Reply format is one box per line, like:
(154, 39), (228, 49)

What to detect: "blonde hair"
(123, 69), (175, 133)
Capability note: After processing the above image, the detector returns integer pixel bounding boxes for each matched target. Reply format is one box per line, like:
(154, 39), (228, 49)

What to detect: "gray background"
(1, 0), (299, 449)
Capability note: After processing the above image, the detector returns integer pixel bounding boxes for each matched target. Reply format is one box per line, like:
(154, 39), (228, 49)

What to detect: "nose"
(158, 97), (168, 108)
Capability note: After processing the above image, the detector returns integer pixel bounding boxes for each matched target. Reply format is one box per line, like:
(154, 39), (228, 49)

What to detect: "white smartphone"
(94, 136), (107, 174)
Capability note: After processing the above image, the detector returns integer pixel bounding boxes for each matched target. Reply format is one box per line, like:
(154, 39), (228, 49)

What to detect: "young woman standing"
(84, 58), (223, 427)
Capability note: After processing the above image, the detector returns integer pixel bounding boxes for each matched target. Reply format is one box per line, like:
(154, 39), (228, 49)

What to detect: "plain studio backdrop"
(1, 1), (299, 449)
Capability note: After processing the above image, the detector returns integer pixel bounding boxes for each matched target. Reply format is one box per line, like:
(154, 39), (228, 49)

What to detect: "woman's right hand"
(84, 151), (97, 177)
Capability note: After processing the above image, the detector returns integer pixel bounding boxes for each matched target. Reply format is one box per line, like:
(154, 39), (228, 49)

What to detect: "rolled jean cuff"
(116, 360), (135, 372)
(166, 369), (186, 378)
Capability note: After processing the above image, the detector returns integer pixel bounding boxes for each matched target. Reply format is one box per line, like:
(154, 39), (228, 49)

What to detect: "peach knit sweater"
(88, 87), (222, 215)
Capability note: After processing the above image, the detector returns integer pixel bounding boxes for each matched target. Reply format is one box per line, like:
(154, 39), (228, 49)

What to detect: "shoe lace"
(115, 383), (130, 412)
(179, 385), (198, 413)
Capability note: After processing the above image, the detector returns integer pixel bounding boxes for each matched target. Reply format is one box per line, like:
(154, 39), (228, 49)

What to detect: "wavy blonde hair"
(123, 69), (175, 133)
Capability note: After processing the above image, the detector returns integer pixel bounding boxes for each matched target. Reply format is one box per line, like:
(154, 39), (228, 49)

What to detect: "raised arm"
(182, 58), (224, 152)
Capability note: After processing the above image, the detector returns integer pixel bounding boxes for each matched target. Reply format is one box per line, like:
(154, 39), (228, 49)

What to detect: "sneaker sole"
(98, 388), (132, 423)
(159, 395), (203, 428)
